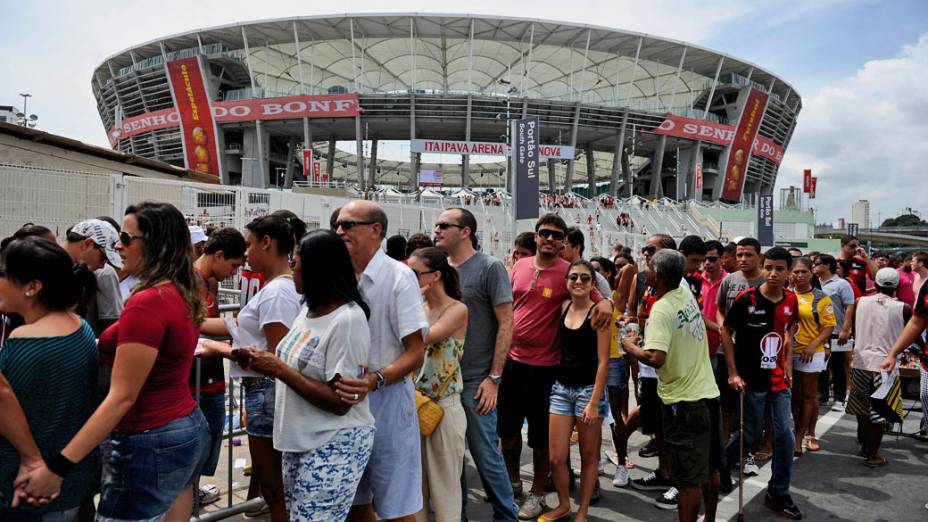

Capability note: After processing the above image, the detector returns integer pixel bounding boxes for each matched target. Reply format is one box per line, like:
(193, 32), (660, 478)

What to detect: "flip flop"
(806, 437), (821, 452)
(537, 509), (572, 521)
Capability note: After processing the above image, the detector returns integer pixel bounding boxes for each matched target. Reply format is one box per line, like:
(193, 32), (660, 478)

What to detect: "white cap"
(189, 225), (207, 245)
(875, 267), (899, 289)
(71, 219), (123, 269)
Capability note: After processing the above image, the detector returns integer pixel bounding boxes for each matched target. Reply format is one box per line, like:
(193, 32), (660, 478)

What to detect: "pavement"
(197, 394), (927, 521)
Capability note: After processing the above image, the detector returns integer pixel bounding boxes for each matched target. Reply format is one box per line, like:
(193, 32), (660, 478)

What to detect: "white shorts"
(793, 352), (826, 373)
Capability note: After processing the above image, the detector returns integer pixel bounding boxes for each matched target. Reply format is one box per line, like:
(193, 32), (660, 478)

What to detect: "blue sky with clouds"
(2, 0), (926, 224)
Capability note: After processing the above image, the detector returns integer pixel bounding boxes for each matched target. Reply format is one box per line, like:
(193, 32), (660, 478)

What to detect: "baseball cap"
(71, 219), (123, 269)
(875, 267), (899, 289)
(189, 225), (207, 245)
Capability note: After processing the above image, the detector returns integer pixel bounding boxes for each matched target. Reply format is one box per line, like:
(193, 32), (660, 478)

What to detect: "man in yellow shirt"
(624, 249), (721, 521)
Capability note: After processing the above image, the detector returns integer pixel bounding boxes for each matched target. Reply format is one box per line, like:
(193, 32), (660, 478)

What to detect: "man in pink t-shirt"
(498, 213), (610, 518)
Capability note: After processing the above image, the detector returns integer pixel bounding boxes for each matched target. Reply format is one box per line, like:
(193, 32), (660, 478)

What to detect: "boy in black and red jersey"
(721, 246), (803, 520)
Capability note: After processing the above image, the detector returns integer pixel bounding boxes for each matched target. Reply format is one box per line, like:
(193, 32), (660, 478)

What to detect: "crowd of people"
(1, 198), (927, 522)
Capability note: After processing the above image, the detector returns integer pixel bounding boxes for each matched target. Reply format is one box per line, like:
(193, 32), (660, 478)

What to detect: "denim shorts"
(607, 358), (628, 390)
(198, 391), (227, 476)
(549, 381), (609, 418)
(244, 378), (275, 438)
(97, 409), (209, 522)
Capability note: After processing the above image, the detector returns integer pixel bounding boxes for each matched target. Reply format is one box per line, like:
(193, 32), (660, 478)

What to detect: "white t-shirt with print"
(273, 302), (375, 452)
(231, 275), (302, 378)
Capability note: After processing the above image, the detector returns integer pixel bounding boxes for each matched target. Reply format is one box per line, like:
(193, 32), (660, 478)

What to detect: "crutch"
(738, 387), (745, 522)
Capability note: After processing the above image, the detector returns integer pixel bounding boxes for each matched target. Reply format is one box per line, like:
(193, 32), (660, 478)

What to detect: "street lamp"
(16, 93), (38, 128)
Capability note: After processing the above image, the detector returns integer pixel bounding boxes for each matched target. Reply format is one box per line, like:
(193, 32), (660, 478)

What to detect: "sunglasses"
(641, 246), (656, 254)
(119, 232), (144, 246)
(567, 273), (593, 282)
(705, 256), (719, 262)
(335, 220), (375, 231)
(537, 229), (565, 241)
(411, 268), (436, 278)
(435, 222), (465, 231)
(847, 244), (860, 249)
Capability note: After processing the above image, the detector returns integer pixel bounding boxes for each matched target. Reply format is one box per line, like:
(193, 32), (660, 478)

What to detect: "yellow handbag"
(415, 374), (455, 437)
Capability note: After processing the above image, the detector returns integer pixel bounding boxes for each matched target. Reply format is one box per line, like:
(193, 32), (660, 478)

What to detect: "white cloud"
(777, 33), (928, 225)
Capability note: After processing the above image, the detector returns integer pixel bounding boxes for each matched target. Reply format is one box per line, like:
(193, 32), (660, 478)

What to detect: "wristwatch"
(374, 369), (386, 390)
(488, 374), (502, 385)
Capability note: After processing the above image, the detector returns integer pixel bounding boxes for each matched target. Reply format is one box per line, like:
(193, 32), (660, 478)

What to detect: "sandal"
(864, 456), (888, 468)
(806, 437), (821, 452)
(537, 508), (572, 521)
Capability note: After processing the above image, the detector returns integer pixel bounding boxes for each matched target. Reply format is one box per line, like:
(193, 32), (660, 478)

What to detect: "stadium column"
(609, 111), (628, 195)
(284, 137), (297, 188)
(355, 114), (365, 190)
(622, 148), (633, 198)
(410, 93), (418, 191)
(368, 138), (378, 189)
(463, 94), (472, 189)
(326, 139), (336, 181)
(240, 27), (266, 188)
(650, 134), (667, 199)
(547, 159), (557, 194)
(565, 101), (581, 193)
(585, 143), (596, 198)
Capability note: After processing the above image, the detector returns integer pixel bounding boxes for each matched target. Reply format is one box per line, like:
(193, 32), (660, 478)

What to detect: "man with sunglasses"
(500, 214), (612, 519)
(331, 200), (430, 522)
(433, 207), (519, 522)
(64, 218), (124, 335)
(700, 241), (734, 445)
(839, 235), (876, 295)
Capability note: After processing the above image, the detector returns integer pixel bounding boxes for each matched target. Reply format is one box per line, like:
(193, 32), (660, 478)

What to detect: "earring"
(25, 291), (33, 297)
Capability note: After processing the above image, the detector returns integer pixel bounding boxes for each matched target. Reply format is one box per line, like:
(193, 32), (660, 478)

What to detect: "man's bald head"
(340, 200), (388, 239)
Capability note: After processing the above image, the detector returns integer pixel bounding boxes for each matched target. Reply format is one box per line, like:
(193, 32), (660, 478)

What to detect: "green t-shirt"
(645, 286), (719, 405)
(0, 321), (99, 512)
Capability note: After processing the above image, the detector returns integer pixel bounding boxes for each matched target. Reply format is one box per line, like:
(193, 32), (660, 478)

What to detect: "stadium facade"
(92, 14), (801, 203)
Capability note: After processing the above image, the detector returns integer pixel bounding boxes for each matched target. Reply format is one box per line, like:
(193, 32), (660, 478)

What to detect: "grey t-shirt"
(716, 271), (765, 317)
(821, 275), (856, 331)
(457, 252), (513, 385)
(85, 265), (124, 336)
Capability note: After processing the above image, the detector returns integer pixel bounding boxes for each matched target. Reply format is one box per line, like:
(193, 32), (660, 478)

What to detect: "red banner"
(695, 164), (703, 190)
(165, 57), (221, 178)
(803, 169), (812, 193)
(108, 93), (361, 146)
(720, 89), (769, 202)
(302, 149), (313, 177)
(810, 177), (817, 199)
(652, 114), (785, 166)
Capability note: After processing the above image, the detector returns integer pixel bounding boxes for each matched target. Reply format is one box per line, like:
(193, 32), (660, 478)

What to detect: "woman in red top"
(16, 201), (210, 522)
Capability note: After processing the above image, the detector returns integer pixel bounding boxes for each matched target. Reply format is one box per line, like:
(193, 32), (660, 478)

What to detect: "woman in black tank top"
(541, 260), (611, 522)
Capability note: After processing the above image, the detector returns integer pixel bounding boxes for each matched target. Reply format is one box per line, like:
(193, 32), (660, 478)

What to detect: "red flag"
(810, 177), (817, 199)
(803, 169), (812, 193)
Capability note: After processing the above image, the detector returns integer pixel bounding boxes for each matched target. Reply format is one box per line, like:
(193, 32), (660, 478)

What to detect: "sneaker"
(612, 465), (630, 488)
(631, 471), (673, 491)
(197, 484), (220, 505)
(743, 454), (759, 476)
(243, 503), (271, 518)
(655, 487), (679, 510)
(638, 439), (658, 458)
(517, 494), (545, 520)
(572, 458), (606, 477)
(832, 400), (846, 412)
(764, 491), (803, 520)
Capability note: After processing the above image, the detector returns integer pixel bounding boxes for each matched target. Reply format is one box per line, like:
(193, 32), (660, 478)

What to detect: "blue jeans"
(460, 381), (518, 522)
(97, 409), (210, 521)
(197, 391), (226, 476)
(725, 388), (795, 496)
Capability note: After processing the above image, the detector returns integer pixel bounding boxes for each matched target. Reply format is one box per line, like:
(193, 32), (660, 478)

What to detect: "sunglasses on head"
(567, 273), (592, 282)
(537, 229), (565, 240)
(119, 232), (143, 246)
(435, 222), (465, 231)
(335, 220), (375, 231)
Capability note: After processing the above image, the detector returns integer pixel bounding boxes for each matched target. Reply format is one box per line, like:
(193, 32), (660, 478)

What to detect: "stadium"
(92, 14), (800, 203)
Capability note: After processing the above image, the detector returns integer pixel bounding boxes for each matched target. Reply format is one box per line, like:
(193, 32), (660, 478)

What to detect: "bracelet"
(374, 370), (386, 390)
(46, 452), (76, 478)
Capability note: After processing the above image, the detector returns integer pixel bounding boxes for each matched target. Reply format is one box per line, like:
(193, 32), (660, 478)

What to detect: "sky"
(2, 0), (927, 225)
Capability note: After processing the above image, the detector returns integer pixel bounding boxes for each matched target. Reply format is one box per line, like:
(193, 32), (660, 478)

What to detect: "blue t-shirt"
(0, 320), (99, 512)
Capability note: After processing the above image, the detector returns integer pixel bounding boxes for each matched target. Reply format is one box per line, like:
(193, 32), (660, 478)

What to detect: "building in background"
(0, 106), (18, 125)
(91, 14), (801, 200)
(851, 199), (870, 229)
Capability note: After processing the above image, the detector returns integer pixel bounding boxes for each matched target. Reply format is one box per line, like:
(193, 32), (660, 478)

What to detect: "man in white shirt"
(334, 200), (429, 522)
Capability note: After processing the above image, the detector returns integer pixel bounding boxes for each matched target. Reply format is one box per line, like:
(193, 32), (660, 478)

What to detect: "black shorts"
(711, 354), (736, 413)
(662, 398), (725, 487)
(639, 377), (663, 436)
(497, 358), (558, 449)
